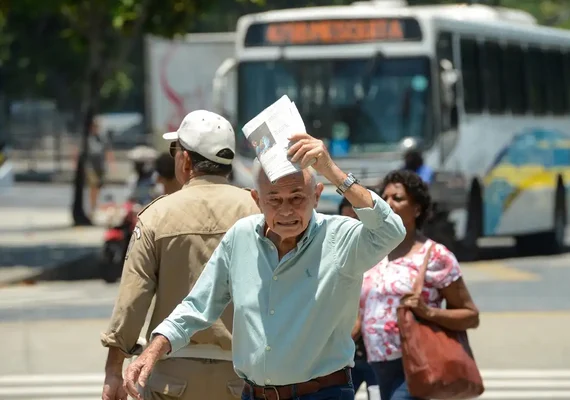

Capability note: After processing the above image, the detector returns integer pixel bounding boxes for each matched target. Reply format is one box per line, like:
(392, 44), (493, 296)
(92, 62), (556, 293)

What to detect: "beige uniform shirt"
(101, 175), (260, 357)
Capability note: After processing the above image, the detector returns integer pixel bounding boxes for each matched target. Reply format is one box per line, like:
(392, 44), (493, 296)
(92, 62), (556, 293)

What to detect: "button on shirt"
(152, 190), (405, 386)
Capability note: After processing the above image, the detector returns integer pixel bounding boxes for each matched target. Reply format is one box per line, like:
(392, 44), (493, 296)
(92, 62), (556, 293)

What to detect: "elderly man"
(101, 110), (260, 400)
(123, 133), (406, 400)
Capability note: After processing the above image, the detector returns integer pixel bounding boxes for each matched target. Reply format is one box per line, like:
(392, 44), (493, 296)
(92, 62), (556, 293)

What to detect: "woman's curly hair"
(378, 170), (432, 229)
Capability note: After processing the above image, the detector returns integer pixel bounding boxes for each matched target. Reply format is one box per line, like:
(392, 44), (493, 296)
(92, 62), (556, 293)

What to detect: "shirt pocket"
(146, 371), (187, 397)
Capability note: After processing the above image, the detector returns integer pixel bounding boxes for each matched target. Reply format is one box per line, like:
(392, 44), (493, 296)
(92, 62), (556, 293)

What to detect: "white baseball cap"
(162, 110), (235, 165)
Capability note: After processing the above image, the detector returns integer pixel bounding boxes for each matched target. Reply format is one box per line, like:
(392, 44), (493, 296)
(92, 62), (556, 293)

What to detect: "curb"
(0, 249), (103, 287)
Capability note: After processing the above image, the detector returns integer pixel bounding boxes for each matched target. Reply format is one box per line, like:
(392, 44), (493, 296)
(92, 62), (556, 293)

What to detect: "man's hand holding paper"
(287, 133), (333, 173)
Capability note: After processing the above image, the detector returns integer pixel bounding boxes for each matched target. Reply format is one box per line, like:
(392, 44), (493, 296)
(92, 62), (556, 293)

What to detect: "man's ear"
(251, 189), (261, 209)
(183, 151), (192, 174)
(314, 182), (324, 209)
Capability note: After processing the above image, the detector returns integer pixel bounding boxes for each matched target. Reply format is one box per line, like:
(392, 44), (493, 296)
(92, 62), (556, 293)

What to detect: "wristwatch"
(336, 173), (360, 196)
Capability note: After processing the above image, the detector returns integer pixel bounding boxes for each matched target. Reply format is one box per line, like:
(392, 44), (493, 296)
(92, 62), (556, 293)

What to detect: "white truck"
(145, 32), (237, 152)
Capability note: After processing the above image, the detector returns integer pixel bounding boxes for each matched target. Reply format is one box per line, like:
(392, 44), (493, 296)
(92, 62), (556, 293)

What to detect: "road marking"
(1, 371), (569, 400)
(462, 261), (540, 282)
(479, 310), (570, 317)
(353, 369), (570, 400)
(0, 374), (103, 385)
(479, 391), (570, 399)
(0, 284), (117, 311)
(481, 369), (570, 378)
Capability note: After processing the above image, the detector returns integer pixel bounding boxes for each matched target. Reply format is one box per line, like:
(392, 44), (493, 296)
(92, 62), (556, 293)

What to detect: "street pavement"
(1, 253), (570, 399)
(2, 183), (570, 399)
(0, 183), (129, 209)
(0, 184), (129, 284)
(12, 148), (134, 185)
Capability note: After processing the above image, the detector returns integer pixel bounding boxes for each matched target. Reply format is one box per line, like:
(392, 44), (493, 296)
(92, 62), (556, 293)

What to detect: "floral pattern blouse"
(360, 239), (462, 362)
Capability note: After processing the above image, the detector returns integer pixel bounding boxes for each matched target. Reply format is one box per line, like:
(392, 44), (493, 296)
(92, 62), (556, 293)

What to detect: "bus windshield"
(236, 56), (432, 158)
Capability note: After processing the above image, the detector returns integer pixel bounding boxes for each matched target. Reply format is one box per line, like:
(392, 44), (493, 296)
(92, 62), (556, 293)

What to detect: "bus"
(212, 0), (570, 258)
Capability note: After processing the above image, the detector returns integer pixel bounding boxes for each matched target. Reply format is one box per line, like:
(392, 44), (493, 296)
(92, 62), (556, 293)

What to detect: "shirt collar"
(182, 175), (229, 189)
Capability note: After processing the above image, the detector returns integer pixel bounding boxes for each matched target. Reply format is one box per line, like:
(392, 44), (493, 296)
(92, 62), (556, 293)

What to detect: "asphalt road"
(2, 184), (570, 399)
(1, 251), (570, 323)
(1, 222), (570, 398)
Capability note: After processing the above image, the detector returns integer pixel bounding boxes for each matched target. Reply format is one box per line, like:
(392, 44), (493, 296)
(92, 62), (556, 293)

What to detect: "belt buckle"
(262, 386), (280, 400)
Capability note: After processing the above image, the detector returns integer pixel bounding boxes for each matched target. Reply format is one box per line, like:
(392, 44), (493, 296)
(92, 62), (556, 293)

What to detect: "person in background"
(125, 145), (158, 206)
(402, 149), (433, 185)
(153, 151), (182, 196)
(339, 196), (380, 400)
(101, 110), (260, 400)
(85, 119), (115, 218)
(360, 170), (479, 400)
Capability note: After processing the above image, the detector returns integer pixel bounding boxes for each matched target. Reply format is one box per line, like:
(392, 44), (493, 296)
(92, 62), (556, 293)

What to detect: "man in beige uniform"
(101, 110), (260, 400)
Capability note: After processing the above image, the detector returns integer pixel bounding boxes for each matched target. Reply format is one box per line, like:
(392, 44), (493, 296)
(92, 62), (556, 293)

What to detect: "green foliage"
(0, 0), (241, 111)
(1, 0), (569, 112)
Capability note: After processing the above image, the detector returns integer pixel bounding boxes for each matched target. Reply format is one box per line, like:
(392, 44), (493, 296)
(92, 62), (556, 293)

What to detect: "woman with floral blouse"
(360, 170), (480, 400)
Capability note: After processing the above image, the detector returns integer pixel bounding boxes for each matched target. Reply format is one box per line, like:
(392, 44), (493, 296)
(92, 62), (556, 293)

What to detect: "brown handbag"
(397, 244), (485, 399)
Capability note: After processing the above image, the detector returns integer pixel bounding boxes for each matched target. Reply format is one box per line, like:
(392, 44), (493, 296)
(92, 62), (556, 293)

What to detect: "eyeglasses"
(169, 141), (180, 158)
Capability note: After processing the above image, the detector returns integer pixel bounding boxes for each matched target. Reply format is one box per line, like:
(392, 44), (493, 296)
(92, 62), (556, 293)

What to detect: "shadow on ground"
(0, 245), (102, 283)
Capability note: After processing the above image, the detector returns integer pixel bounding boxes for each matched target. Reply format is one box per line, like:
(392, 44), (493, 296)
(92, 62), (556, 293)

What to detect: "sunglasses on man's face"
(169, 141), (179, 158)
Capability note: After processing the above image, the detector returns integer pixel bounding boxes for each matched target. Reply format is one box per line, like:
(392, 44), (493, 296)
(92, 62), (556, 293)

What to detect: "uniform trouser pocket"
(146, 358), (241, 400)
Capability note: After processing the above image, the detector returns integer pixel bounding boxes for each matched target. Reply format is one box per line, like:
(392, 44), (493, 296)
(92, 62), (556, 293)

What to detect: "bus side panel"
(454, 116), (569, 237)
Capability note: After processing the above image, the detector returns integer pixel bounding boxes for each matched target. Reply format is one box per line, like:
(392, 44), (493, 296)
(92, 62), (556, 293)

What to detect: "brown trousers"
(141, 358), (242, 400)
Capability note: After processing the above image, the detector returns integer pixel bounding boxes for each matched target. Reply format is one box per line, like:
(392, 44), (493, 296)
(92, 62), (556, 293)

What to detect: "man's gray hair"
(252, 158), (317, 191)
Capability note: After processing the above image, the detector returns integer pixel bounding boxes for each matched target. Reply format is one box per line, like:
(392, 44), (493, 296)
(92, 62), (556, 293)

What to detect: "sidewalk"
(13, 158), (133, 184)
(0, 208), (105, 285)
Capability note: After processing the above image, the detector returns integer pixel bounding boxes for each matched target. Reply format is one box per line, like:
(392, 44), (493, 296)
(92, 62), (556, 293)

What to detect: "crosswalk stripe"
(0, 386), (102, 397)
(0, 374), (103, 385)
(484, 379), (570, 388)
(0, 285), (117, 310)
(479, 391), (570, 399)
(481, 369), (570, 378)
(1, 371), (569, 400)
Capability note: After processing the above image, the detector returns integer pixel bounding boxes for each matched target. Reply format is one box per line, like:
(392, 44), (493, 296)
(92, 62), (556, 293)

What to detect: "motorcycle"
(98, 145), (158, 283)
(99, 196), (142, 283)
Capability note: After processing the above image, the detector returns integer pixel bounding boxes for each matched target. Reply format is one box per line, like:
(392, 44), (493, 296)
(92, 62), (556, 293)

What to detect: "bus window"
(482, 40), (505, 114)
(527, 47), (547, 115)
(460, 37), (483, 114)
(436, 31), (458, 130)
(503, 44), (526, 115)
(546, 50), (567, 115)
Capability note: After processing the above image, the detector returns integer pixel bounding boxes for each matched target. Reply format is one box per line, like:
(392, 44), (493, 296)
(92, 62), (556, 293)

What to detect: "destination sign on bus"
(244, 18), (422, 47)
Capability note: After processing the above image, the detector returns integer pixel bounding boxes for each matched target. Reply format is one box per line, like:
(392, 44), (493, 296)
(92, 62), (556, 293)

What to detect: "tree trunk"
(70, 1), (151, 226)
(71, 68), (101, 226)
(71, 20), (103, 226)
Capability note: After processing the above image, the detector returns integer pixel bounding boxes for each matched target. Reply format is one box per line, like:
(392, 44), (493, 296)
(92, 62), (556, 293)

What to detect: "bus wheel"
(517, 183), (566, 255)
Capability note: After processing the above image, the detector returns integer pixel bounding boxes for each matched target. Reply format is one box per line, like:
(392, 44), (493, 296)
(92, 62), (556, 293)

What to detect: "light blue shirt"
(152, 190), (405, 386)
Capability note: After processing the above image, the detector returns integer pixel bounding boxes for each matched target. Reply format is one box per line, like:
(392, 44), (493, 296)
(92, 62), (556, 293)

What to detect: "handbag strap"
(412, 242), (435, 295)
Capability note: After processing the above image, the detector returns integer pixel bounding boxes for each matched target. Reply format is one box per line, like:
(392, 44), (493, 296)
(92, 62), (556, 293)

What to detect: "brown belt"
(243, 368), (351, 400)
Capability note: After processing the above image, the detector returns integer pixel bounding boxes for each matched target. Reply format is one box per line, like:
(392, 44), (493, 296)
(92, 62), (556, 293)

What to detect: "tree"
(3, 0), (263, 225)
